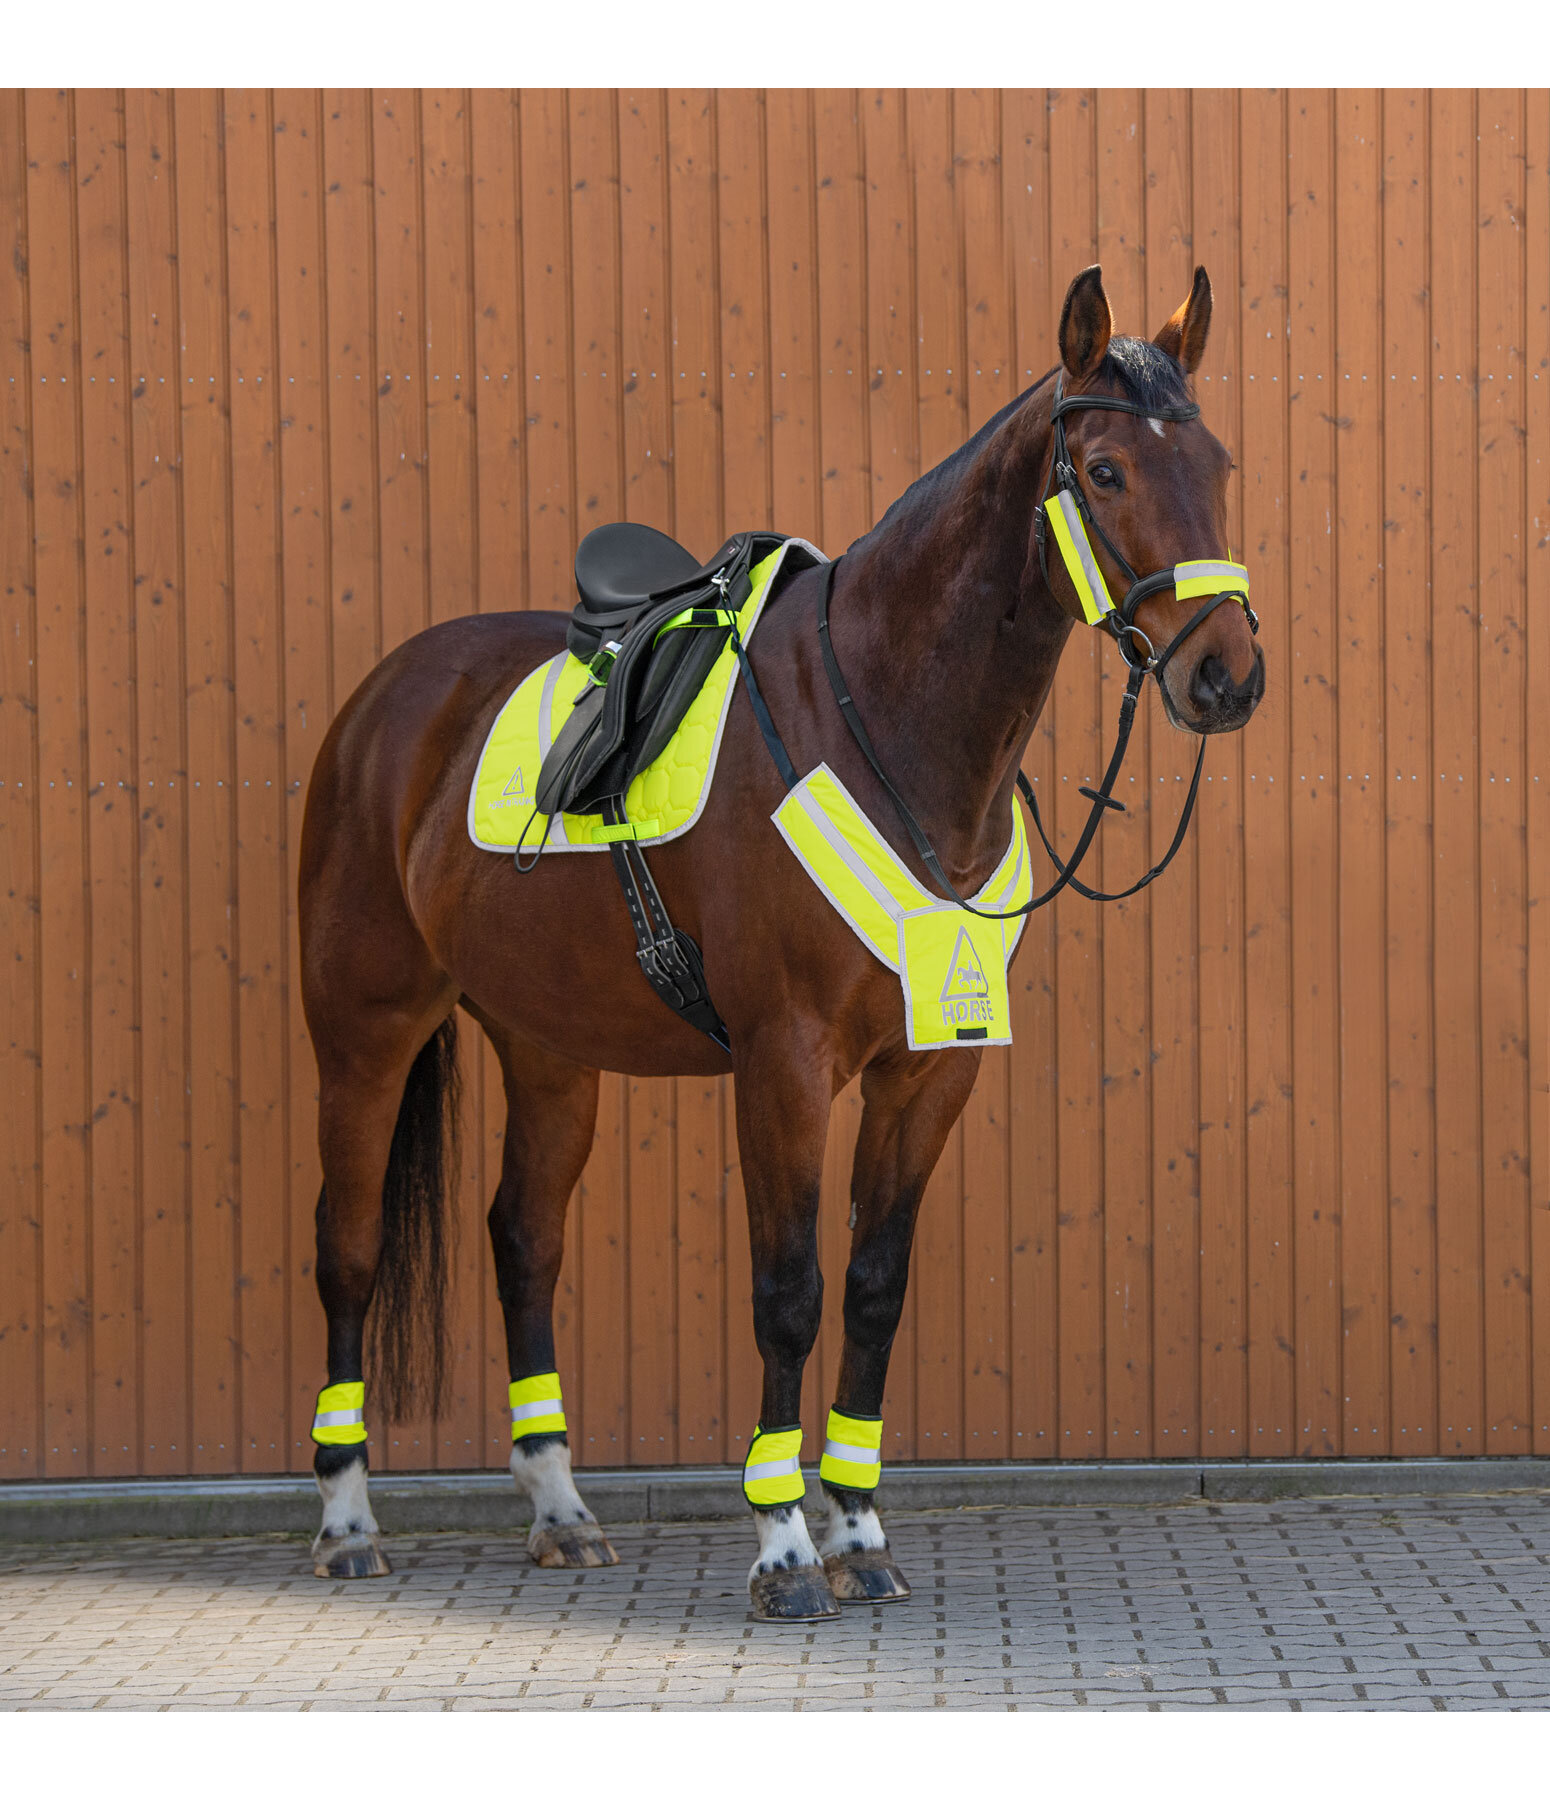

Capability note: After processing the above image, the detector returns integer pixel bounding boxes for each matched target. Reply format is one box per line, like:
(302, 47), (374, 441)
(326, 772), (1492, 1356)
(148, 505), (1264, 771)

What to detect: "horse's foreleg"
(819, 1049), (981, 1603)
(734, 1031), (840, 1623)
(487, 1034), (617, 1570)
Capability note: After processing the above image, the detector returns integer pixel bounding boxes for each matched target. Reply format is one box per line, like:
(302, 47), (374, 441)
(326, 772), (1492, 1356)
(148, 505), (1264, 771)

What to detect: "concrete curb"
(2, 1458), (1548, 1544)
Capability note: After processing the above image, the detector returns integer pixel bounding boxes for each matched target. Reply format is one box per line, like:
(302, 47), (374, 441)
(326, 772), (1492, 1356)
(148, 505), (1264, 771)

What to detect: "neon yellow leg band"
(312, 1380), (367, 1447)
(510, 1371), (567, 1442)
(742, 1424), (805, 1509)
(818, 1406), (883, 1492)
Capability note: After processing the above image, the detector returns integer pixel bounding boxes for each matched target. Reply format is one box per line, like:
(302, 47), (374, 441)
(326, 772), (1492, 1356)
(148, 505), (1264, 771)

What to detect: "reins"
(743, 373), (1262, 922)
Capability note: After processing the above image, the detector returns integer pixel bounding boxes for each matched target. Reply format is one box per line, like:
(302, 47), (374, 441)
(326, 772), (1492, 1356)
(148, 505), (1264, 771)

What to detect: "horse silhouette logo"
(939, 926), (990, 1003)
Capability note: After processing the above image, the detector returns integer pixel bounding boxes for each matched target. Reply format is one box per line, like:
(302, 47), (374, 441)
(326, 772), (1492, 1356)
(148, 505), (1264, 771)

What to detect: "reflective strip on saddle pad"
(312, 1380), (367, 1447)
(742, 1425), (806, 1508)
(818, 1407), (884, 1493)
(467, 538), (823, 854)
(509, 1372), (567, 1442)
(772, 764), (1033, 1051)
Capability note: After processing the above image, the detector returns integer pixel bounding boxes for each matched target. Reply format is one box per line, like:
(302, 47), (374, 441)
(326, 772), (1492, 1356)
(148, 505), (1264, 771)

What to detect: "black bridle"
(1035, 374), (1259, 692)
(752, 375), (1262, 919)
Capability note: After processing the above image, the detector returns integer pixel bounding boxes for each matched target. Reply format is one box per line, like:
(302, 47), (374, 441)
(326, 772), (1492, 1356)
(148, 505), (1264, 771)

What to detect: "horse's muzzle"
(1184, 646), (1265, 734)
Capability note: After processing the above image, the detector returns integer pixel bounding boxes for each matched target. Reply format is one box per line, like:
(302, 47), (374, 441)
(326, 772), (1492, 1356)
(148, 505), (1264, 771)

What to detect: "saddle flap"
(537, 537), (763, 820)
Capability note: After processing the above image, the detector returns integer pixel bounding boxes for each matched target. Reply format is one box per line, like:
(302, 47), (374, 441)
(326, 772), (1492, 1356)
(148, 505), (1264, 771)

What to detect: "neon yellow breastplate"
(772, 764), (1033, 1050)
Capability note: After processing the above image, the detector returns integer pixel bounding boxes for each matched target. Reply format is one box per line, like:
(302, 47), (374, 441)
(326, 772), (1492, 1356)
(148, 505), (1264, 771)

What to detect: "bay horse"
(300, 264), (1265, 1621)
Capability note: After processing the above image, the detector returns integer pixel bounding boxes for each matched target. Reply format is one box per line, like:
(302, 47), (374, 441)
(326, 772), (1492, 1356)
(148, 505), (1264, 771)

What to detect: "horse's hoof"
(312, 1532), (392, 1579)
(531, 1522), (620, 1569)
(749, 1563), (843, 1623)
(823, 1546), (912, 1604)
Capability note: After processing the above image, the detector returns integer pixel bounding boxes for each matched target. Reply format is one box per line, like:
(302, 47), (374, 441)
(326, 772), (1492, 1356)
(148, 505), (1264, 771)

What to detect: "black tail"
(369, 1014), (461, 1422)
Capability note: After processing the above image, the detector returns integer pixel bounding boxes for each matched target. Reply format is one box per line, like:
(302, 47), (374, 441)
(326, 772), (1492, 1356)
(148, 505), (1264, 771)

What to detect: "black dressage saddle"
(533, 523), (788, 823)
(522, 520), (813, 1059)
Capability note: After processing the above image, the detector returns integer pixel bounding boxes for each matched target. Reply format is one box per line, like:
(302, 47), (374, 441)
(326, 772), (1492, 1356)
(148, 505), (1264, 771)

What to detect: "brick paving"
(2, 1493), (1549, 1710)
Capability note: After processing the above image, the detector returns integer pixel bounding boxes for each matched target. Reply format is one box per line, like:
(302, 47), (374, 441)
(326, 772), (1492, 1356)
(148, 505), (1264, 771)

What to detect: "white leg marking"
(313, 1459), (379, 1552)
(748, 1503), (824, 1590)
(510, 1440), (595, 1546)
(818, 1489), (888, 1559)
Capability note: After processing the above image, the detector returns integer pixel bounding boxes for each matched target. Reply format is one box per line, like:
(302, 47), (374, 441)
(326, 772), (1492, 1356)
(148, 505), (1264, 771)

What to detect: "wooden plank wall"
(1, 88), (1545, 1479)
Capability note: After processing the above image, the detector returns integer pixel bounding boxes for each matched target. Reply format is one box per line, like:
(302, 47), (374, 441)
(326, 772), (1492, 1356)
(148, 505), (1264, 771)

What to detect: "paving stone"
(2, 1494), (1549, 1708)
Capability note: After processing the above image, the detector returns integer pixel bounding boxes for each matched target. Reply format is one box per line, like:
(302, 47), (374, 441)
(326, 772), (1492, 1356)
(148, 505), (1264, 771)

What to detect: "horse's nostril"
(1190, 654), (1233, 712)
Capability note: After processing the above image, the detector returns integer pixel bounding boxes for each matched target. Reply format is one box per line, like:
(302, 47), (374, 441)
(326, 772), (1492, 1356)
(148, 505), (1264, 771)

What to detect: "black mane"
(859, 338), (1189, 548)
(1103, 335), (1192, 411)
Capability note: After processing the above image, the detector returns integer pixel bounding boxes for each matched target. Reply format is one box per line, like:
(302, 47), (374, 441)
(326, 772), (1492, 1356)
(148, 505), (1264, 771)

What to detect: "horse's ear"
(1059, 265), (1113, 382)
(1154, 265), (1212, 373)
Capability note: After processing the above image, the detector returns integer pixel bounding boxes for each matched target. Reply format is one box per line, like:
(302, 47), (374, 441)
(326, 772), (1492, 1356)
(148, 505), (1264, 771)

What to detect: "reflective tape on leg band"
(742, 1424), (805, 1508)
(818, 1407), (884, 1492)
(312, 1380), (367, 1446)
(509, 1371), (567, 1441)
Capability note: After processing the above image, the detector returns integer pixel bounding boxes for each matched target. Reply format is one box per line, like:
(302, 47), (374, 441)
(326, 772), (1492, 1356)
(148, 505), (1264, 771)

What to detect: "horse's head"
(1040, 263), (1264, 735)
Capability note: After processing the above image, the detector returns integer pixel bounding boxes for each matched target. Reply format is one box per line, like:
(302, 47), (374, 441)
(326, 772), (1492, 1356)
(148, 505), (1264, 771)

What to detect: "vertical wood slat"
(565, 89), (628, 1469)
(172, 87), (239, 1476)
(1380, 89), (1438, 1455)
(667, 88), (724, 1465)
(1429, 89), (1485, 1455)
(1094, 84), (1151, 1459)
(1143, 88), (1201, 1459)
(1191, 88), (1248, 1459)
(272, 86), (330, 1470)
(1286, 88), (1341, 1458)
(0, 88), (42, 1477)
(1333, 89), (1389, 1456)
(1046, 88), (1106, 1465)
(1238, 89), (1296, 1458)
(1474, 90), (1531, 1453)
(123, 87), (191, 1476)
(956, 86), (1013, 1461)
(1524, 89), (1550, 1461)
(223, 88), (289, 1472)
(75, 89), (141, 1476)
(28, 88), (94, 1476)
(2, 88), (1547, 1482)
(1004, 86), (1059, 1464)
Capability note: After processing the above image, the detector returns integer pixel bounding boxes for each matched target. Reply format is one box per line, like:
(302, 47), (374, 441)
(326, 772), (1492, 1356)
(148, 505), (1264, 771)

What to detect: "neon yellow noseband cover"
(819, 1407), (883, 1493)
(510, 1372), (567, 1442)
(312, 1381), (367, 1447)
(742, 1425), (805, 1508)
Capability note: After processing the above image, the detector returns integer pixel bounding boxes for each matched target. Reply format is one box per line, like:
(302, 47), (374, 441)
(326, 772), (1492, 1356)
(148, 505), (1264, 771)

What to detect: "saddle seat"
(535, 523), (789, 825)
(571, 522), (735, 637)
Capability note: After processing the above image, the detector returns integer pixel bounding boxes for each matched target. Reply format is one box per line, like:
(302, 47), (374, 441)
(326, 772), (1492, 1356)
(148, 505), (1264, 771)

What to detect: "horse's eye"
(1088, 461), (1121, 489)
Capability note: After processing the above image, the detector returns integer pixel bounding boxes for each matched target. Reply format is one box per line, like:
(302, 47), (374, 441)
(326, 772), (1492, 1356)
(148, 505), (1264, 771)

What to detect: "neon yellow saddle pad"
(772, 763), (1034, 1050)
(468, 540), (814, 854)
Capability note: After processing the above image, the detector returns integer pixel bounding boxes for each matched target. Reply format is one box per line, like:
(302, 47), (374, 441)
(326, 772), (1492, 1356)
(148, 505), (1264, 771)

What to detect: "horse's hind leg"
(310, 1002), (457, 1578)
(486, 1029), (618, 1570)
(819, 1049), (980, 1604)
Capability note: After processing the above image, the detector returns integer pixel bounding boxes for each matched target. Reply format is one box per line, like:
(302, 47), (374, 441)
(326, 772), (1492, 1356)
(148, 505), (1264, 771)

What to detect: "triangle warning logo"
(502, 765), (528, 802)
(940, 926), (990, 1003)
